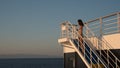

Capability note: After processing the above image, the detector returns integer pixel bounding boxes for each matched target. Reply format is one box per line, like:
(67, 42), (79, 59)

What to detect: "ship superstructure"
(58, 12), (120, 68)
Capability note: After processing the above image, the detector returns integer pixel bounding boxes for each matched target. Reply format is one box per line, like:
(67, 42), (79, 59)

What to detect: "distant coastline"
(0, 54), (63, 59)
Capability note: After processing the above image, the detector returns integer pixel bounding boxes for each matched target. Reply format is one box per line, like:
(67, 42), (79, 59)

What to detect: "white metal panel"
(63, 45), (75, 53)
(103, 33), (120, 49)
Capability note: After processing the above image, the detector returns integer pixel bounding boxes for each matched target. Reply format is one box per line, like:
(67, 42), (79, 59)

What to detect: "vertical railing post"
(61, 23), (65, 38)
(72, 25), (74, 39)
(99, 17), (103, 49)
(85, 23), (89, 38)
(84, 43), (85, 57)
(115, 58), (117, 68)
(117, 12), (120, 33)
(98, 59), (100, 68)
(66, 22), (69, 38)
(60, 24), (62, 38)
(72, 24), (77, 39)
(90, 48), (92, 68)
(107, 50), (109, 67)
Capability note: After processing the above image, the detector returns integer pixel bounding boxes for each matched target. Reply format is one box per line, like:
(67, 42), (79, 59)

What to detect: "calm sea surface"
(0, 58), (64, 68)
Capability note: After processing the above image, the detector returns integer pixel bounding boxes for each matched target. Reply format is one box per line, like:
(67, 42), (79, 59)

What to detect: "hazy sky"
(0, 0), (120, 58)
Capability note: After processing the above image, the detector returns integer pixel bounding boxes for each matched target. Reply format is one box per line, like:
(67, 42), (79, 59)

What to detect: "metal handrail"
(73, 31), (107, 68)
(84, 22), (120, 68)
(102, 17), (117, 23)
(104, 26), (117, 30)
(86, 12), (120, 35)
(60, 12), (120, 68)
(100, 37), (120, 67)
(84, 12), (120, 67)
(104, 22), (117, 26)
(61, 21), (107, 68)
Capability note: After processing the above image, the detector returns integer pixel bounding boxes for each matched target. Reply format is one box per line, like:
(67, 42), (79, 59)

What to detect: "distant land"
(0, 54), (63, 58)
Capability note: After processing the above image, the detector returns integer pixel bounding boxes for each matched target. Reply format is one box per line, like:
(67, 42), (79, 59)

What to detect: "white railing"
(60, 12), (120, 68)
(60, 21), (107, 68)
(85, 12), (120, 36)
(84, 24), (120, 68)
(84, 12), (120, 68)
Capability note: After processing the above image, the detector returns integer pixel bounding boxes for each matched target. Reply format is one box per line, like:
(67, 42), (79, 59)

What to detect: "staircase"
(58, 12), (120, 68)
(84, 12), (120, 68)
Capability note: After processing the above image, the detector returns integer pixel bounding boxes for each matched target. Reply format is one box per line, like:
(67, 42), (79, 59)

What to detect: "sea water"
(0, 58), (64, 68)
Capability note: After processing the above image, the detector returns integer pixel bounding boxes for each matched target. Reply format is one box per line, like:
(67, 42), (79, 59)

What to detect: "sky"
(0, 0), (120, 58)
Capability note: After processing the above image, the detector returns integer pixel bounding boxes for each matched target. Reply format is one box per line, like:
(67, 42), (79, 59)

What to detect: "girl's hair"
(78, 19), (84, 26)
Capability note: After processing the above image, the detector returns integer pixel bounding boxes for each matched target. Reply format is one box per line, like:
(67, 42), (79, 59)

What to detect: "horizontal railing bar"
(84, 52), (94, 65)
(75, 39), (99, 67)
(100, 51), (115, 64)
(102, 12), (120, 19)
(84, 12), (120, 68)
(73, 33), (107, 67)
(100, 54), (115, 68)
(86, 12), (120, 24)
(103, 22), (117, 26)
(84, 50), (100, 68)
(103, 30), (118, 35)
(99, 40), (120, 63)
(98, 41), (120, 65)
(109, 56), (116, 64)
(90, 26), (100, 30)
(84, 23), (120, 67)
(83, 41), (107, 67)
(102, 17), (117, 23)
(100, 52), (108, 60)
(109, 62), (115, 68)
(92, 29), (100, 33)
(108, 51), (120, 63)
(62, 21), (120, 67)
(103, 26), (117, 31)
(86, 18), (99, 23)
(88, 22), (100, 27)
(91, 56), (98, 64)
(60, 20), (120, 68)
(83, 42), (103, 66)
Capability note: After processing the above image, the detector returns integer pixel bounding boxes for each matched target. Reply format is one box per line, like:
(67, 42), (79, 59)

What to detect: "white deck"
(103, 33), (120, 49)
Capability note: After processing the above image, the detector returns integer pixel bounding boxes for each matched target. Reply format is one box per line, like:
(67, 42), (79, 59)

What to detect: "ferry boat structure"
(58, 12), (120, 68)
